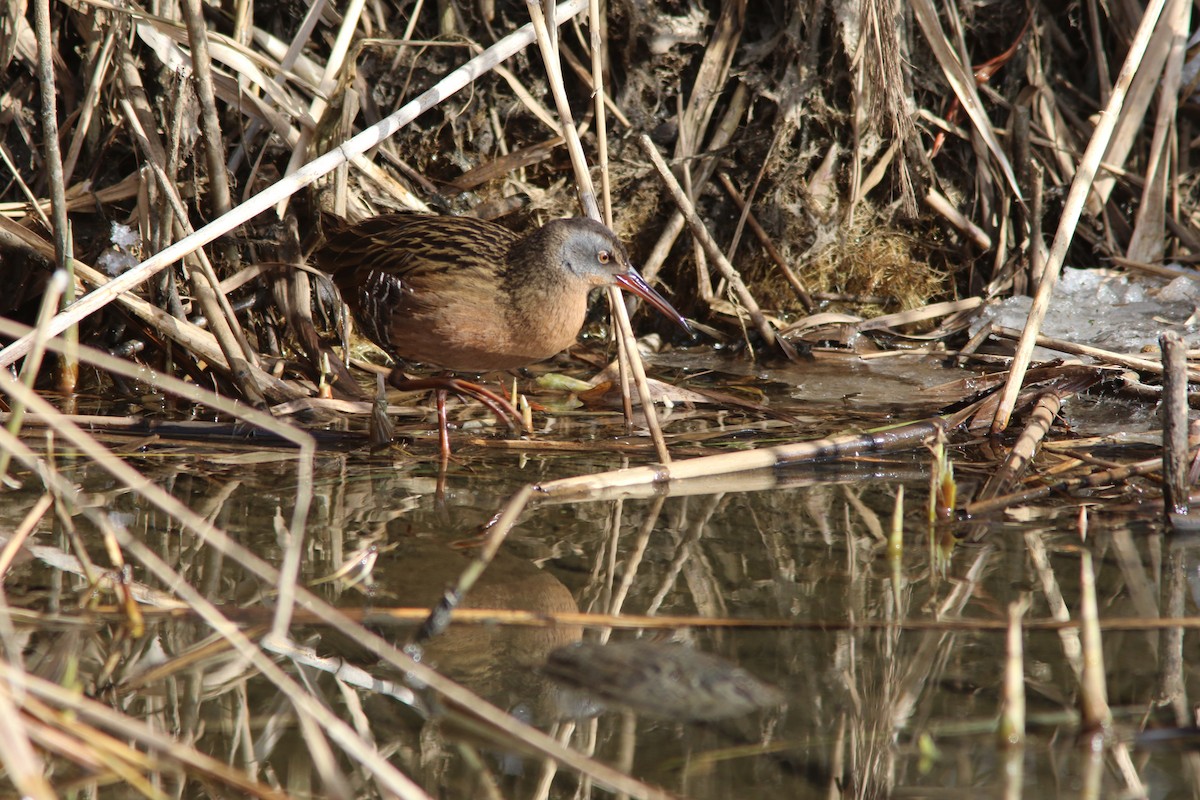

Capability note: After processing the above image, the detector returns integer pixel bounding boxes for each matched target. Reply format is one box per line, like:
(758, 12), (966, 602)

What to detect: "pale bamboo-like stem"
(974, 392), (1060, 502)
(181, 0), (234, 217)
(990, 0), (1167, 432)
(0, 0), (591, 369)
(583, 0), (638, 433)
(588, 0), (612, 225)
(525, 0), (672, 463)
(997, 598), (1028, 746)
(1078, 550), (1113, 736)
(0, 271), (66, 485)
(537, 419), (946, 499)
(275, 0), (368, 215)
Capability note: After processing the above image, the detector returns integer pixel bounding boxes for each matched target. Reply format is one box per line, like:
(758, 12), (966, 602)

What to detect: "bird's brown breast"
(315, 213), (594, 373)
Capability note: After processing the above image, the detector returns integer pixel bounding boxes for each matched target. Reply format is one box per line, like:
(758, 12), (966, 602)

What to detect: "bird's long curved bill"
(614, 270), (693, 335)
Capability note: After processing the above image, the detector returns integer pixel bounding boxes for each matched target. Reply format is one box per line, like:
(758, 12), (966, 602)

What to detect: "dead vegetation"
(0, 0), (1198, 796)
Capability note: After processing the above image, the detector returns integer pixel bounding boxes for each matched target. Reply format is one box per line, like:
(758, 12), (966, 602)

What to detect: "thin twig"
(639, 134), (784, 352)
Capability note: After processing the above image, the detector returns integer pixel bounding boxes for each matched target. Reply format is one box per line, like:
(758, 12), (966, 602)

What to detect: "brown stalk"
(1161, 331), (1191, 517)
(32, 0), (74, 396)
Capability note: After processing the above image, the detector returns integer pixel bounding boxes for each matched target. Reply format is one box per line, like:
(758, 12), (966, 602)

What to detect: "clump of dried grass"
(804, 221), (947, 316)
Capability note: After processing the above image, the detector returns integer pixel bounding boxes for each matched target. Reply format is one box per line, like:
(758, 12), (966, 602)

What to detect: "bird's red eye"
(598, 250), (611, 264)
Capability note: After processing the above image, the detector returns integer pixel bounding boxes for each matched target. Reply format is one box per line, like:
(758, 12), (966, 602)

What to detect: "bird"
(313, 212), (690, 456)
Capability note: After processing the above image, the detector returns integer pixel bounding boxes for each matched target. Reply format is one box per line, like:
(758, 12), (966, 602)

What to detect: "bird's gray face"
(552, 218), (692, 334)
(554, 219), (634, 285)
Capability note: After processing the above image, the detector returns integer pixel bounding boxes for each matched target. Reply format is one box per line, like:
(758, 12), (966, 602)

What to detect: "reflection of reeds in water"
(3, 0), (1194, 790)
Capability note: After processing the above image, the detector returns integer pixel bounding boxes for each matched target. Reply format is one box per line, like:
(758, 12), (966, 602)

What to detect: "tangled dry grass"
(0, 0), (1196, 796)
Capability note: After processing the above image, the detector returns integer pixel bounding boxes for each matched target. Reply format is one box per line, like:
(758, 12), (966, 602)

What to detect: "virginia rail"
(314, 213), (689, 454)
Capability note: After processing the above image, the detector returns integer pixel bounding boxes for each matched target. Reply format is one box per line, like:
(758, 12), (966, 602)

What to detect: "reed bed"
(1, 0), (1197, 797)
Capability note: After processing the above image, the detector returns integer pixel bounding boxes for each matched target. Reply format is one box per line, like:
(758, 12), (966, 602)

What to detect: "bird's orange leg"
(386, 371), (528, 454)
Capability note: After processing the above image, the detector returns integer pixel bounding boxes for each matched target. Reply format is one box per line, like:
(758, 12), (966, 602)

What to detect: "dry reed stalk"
(962, 457), (1162, 518)
(179, 0), (232, 219)
(852, 297), (982, 333)
(276, 0), (367, 216)
(1127, 0), (1190, 261)
(581, 1), (639, 441)
(991, 325), (1200, 381)
(525, 0), (672, 463)
(588, 0), (612, 225)
(72, 600), (1200, 635)
(997, 598), (1027, 747)
(924, 188), (992, 250)
(610, 495), (665, 618)
(975, 391), (1061, 502)
(1077, 550), (1112, 737)
(1091, 0), (1188, 211)
(538, 418), (946, 499)
(0, 146), (52, 230)
(992, 0), (1170, 433)
(639, 134), (781, 352)
(1154, 546), (1187, 709)
(0, 271), (66, 484)
(1025, 532), (1083, 677)
(1161, 331), (1190, 517)
(672, 0), (744, 295)
(0, 668), (51, 797)
(0, 0), (591, 369)
(31, 0), (74, 396)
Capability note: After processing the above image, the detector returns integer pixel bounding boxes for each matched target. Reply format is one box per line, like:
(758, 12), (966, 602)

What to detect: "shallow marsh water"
(5, 354), (1198, 799)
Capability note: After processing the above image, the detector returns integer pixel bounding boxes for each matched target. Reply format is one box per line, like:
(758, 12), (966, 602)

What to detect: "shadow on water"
(4, 356), (1199, 799)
